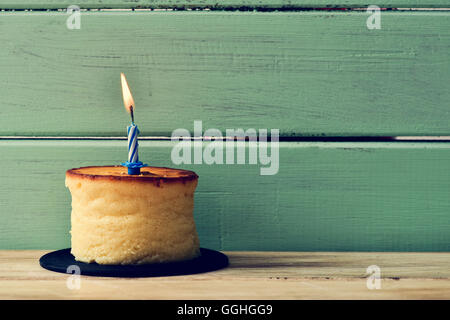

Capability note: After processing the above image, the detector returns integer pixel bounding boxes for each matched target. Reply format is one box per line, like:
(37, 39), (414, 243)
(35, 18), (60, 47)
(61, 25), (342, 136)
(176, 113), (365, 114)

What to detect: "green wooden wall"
(1, 140), (449, 251)
(0, 2), (449, 251)
(1, 11), (449, 136)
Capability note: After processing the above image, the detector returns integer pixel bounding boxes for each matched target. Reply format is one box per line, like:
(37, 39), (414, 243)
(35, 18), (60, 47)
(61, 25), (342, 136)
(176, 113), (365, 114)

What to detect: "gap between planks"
(1, 136), (450, 142)
(2, 8), (450, 12)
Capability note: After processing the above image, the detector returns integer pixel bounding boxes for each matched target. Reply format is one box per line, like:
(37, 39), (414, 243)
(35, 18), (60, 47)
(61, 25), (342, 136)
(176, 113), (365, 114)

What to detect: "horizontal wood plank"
(1, 251), (449, 299)
(0, 11), (449, 137)
(0, 1), (448, 10)
(0, 140), (449, 251)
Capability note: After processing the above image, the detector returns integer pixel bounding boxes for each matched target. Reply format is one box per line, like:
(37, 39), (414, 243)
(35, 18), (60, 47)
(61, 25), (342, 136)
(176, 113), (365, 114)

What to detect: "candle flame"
(120, 73), (135, 116)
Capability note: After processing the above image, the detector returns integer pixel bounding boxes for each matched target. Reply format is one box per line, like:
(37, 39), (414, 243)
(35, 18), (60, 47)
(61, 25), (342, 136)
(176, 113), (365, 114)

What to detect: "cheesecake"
(65, 166), (200, 265)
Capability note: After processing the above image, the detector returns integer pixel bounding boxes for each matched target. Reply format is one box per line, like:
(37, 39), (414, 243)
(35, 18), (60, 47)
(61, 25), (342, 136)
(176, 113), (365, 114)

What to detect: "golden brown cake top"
(66, 166), (198, 184)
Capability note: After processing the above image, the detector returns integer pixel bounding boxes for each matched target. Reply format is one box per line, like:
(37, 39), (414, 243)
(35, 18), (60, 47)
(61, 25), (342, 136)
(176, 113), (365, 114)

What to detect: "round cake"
(65, 166), (200, 265)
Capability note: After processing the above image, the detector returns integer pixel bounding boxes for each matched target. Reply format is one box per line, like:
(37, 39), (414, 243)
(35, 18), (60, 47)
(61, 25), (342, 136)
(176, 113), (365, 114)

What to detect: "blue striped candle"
(123, 122), (147, 175)
(122, 122), (146, 175)
(120, 72), (147, 174)
(127, 124), (139, 163)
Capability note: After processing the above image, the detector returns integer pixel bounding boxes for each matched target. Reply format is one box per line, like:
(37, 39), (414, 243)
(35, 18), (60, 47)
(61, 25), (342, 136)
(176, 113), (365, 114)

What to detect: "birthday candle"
(127, 123), (139, 163)
(121, 72), (147, 175)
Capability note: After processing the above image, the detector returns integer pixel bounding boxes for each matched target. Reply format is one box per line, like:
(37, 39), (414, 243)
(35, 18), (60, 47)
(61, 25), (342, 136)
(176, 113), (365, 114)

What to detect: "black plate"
(40, 248), (228, 277)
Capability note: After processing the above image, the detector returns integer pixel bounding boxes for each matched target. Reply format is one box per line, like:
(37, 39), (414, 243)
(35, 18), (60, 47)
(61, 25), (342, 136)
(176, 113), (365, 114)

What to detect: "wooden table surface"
(1, 251), (449, 300)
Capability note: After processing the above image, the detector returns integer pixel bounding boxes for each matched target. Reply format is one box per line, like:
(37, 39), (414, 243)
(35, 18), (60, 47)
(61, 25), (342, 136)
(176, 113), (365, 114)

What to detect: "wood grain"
(0, 1), (448, 10)
(0, 250), (449, 299)
(0, 140), (449, 251)
(0, 11), (449, 136)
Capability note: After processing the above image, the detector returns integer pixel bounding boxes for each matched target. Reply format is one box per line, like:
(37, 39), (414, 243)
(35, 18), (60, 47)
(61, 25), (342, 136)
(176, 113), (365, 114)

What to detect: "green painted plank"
(0, 140), (449, 251)
(0, 1), (448, 10)
(0, 11), (449, 137)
